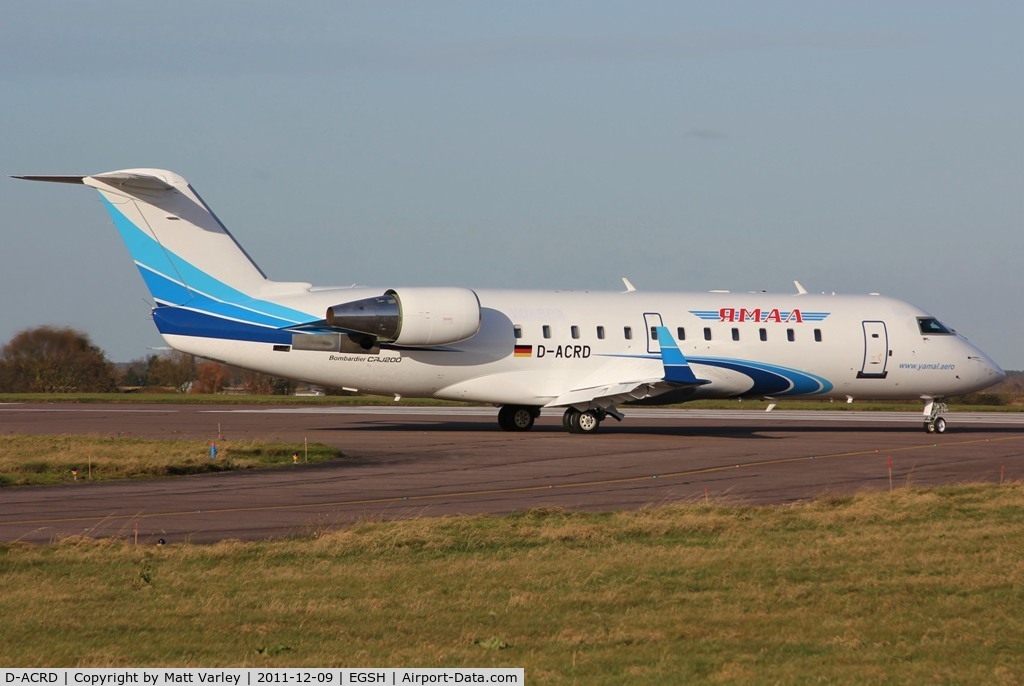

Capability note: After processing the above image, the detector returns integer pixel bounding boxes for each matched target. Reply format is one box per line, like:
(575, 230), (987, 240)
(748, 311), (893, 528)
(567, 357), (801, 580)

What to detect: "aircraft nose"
(966, 348), (1005, 388)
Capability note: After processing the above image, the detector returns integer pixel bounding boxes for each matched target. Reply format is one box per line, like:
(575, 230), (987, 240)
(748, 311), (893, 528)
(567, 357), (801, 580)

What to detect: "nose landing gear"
(923, 399), (949, 434)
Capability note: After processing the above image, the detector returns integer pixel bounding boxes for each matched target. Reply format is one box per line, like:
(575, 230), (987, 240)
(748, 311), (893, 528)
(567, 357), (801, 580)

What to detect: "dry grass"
(1, 484), (1022, 683)
(0, 434), (345, 485)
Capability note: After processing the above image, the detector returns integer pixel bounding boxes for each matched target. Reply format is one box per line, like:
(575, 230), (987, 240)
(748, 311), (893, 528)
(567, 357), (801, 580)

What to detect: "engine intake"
(326, 287), (481, 346)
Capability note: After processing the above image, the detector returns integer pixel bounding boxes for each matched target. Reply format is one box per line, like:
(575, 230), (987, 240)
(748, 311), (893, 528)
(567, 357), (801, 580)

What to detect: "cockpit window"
(918, 317), (953, 335)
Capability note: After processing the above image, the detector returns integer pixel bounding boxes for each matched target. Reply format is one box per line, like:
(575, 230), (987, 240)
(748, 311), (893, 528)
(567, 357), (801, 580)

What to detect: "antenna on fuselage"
(622, 277), (637, 293)
(793, 280), (808, 295)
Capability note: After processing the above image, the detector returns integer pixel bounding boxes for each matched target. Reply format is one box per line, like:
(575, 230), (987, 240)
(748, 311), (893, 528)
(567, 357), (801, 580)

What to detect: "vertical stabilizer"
(83, 169), (270, 305)
(14, 169), (315, 332)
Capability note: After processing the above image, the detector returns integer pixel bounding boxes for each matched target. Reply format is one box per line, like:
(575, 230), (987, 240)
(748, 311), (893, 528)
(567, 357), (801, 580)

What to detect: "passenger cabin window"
(677, 327), (686, 341)
(624, 326), (633, 340)
(731, 328), (740, 342)
(596, 326), (605, 340)
(814, 329), (822, 342)
(513, 325), (522, 339)
(571, 325), (580, 339)
(786, 329), (795, 342)
(650, 326), (658, 341)
(703, 327), (712, 341)
(542, 325), (551, 339)
(759, 328), (767, 342)
(918, 318), (954, 335)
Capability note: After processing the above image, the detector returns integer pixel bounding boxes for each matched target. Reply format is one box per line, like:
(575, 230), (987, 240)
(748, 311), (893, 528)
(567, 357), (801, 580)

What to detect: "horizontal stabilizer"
(11, 175), (86, 184)
(89, 170), (176, 190)
(14, 172), (176, 190)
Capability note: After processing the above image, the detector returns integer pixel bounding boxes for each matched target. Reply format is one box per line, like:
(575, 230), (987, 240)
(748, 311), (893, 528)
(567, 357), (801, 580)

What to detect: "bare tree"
(191, 361), (229, 394)
(146, 351), (196, 391)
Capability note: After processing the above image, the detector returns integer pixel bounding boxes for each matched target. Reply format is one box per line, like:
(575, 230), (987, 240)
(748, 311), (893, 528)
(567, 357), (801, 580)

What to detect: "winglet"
(656, 326), (710, 385)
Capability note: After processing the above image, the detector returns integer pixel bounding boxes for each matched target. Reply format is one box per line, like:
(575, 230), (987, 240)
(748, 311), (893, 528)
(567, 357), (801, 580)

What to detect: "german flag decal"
(514, 345), (533, 358)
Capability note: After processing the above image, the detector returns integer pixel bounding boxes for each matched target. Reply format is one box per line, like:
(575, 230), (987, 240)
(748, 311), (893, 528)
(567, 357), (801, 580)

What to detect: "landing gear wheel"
(498, 405), (536, 432)
(922, 400), (949, 434)
(562, 408), (603, 434)
(574, 410), (601, 434)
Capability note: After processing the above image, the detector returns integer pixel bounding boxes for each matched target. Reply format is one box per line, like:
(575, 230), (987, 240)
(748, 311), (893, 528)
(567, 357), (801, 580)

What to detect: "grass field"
(0, 435), (345, 486)
(1, 485), (1022, 683)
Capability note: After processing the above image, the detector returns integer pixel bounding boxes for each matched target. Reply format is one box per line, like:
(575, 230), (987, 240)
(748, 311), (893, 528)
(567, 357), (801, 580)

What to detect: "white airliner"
(14, 169), (1005, 434)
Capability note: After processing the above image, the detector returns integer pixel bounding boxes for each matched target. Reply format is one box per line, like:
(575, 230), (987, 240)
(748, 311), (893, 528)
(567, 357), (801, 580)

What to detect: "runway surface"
(1, 403), (1022, 544)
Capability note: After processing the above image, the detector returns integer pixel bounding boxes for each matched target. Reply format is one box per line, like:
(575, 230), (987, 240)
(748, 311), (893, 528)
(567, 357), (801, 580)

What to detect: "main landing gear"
(923, 399), (949, 434)
(497, 405), (622, 433)
(562, 407), (603, 434)
(497, 405), (540, 432)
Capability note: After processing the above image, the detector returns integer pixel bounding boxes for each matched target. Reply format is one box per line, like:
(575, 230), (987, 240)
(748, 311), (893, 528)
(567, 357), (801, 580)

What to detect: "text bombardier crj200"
(15, 169), (1005, 434)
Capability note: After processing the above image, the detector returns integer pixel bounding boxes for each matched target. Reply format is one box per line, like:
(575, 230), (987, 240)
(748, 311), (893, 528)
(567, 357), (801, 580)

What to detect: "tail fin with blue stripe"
(14, 169), (317, 338)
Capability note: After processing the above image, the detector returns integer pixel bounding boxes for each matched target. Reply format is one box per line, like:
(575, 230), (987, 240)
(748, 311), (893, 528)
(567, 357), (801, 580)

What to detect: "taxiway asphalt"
(1, 403), (1022, 544)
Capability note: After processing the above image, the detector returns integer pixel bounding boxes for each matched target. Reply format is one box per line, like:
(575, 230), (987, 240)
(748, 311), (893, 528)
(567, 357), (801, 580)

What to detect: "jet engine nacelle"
(326, 287), (481, 346)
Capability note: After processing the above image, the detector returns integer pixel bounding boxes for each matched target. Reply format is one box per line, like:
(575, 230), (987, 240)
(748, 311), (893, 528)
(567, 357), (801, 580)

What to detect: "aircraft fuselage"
(163, 288), (1002, 407)
(15, 168), (1005, 434)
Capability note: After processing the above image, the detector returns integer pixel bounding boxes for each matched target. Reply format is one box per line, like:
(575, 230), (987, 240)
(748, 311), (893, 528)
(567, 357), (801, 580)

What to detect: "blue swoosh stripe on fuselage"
(153, 307), (461, 353)
(689, 357), (833, 396)
(595, 353), (833, 396)
(153, 307), (294, 344)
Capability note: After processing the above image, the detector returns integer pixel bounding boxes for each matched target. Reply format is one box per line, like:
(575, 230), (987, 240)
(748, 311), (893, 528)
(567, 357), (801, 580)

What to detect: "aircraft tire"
(498, 405), (535, 432)
(934, 416), (946, 434)
(574, 410), (601, 434)
(562, 408), (579, 432)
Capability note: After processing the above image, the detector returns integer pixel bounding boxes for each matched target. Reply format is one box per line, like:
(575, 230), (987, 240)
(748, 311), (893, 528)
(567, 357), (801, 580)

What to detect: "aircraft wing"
(545, 327), (709, 408)
(544, 378), (666, 408)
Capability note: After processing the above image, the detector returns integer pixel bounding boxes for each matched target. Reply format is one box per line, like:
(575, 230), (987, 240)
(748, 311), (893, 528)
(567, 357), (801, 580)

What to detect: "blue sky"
(2, 1), (1021, 368)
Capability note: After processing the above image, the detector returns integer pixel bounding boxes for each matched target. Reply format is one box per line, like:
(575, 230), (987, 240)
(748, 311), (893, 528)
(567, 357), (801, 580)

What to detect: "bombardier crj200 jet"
(15, 169), (1005, 434)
